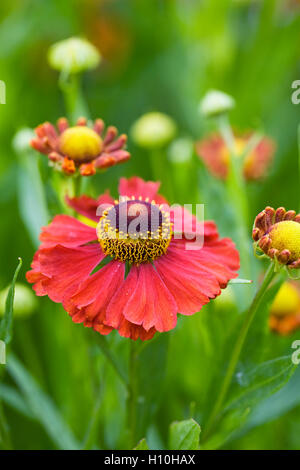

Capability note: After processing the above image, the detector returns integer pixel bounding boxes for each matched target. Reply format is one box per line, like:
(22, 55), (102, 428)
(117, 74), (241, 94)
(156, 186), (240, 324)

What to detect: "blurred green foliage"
(0, 0), (300, 450)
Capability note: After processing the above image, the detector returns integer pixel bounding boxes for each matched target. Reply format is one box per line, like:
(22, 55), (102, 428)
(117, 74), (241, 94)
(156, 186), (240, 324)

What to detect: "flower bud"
(269, 281), (300, 335)
(131, 112), (177, 149)
(253, 206), (300, 271)
(199, 90), (235, 118)
(168, 137), (193, 164)
(48, 37), (101, 74)
(12, 128), (35, 154)
(0, 283), (37, 318)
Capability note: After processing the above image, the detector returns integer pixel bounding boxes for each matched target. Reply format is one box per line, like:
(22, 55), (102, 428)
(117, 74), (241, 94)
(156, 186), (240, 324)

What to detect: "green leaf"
(0, 258), (22, 345)
(0, 384), (34, 420)
(135, 334), (169, 438)
(17, 153), (49, 247)
(202, 355), (297, 449)
(201, 408), (250, 451)
(169, 418), (201, 450)
(134, 438), (149, 450)
(246, 364), (300, 429)
(226, 356), (297, 411)
(7, 354), (80, 450)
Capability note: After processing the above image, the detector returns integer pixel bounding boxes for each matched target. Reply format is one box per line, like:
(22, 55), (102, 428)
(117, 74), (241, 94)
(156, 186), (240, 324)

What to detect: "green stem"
(0, 368), (12, 450)
(297, 123), (300, 213)
(217, 114), (251, 279)
(126, 341), (138, 448)
(203, 263), (276, 440)
(95, 335), (128, 389)
(150, 148), (174, 202)
(59, 71), (89, 123)
(72, 175), (82, 198)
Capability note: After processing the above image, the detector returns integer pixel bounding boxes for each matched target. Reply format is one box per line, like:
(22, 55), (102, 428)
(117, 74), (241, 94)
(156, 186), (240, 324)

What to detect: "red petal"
(40, 215), (97, 248)
(28, 244), (104, 303)
(66, 261), (125, 327)
(118, 177), (168, 204)
(107, 264), (177, 332)
(117, 318), (156, 341)
(169, 238), (239, 285)
(171, 207), (219, 242)
(65, 192), (114, 222)
(155, 237), (239, 315)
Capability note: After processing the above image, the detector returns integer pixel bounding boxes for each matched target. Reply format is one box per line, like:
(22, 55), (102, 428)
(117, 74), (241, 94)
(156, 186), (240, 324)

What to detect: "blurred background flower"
(269, 281), (300, 335)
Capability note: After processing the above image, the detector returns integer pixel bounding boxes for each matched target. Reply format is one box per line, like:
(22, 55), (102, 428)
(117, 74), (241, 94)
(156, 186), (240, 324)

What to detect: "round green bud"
(131, 112), (177, 149)
(199, 90), (235, 118)
(0, 283), (37, 318)
(168, 137), (194, 164)
(48, 37), (101, 74)
(12, 128), (35, 154)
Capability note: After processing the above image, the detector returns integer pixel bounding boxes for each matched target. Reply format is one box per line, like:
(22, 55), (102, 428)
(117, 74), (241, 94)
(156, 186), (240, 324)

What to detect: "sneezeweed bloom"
(269, 281), (300, 335)
(48, 37), (101, 74)
(0, 283), (37, 318)
(196, 132), (275, 181)
(26, 177), (239, 340)
(31, 117), (130, 176)
(253, 206), (300, 272)
(131, 112), (177, 149)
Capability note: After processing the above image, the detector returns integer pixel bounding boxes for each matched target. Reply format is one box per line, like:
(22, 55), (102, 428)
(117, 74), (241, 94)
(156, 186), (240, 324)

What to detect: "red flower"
(26, 177), (240, 340)
(195, 132), (275, 181)
(31, 117), (130, 176)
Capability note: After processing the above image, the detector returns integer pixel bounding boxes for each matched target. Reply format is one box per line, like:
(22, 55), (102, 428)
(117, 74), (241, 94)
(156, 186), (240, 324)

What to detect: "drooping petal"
(40, 215), (97, 248)
(106, 264), (177, 332)
(66, 192), (115, 221)
(171, 207), (219, 242)
(155, 237), (239, 315)
(65, 261), (125, 328)
(118, 176), (168, 205)
(27, 244), (104, 303)
(168, 238), (240, 286)
(117, 318), (156, 341)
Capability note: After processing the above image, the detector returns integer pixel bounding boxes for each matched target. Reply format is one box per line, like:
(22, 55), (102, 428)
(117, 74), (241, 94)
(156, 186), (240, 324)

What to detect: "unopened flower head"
(199, 90), (235, 118)
(253, 206), (300, 271)
(31, 117), (130, 176)
(12, 128), (35, 154)
(0, 283), (37, 318)
(168, 137), (194, 164)
(48, 37), (101, 74)
(196, 132), (275, 181)
(269, 281), (300, 335)
(131, 112), (177, 149)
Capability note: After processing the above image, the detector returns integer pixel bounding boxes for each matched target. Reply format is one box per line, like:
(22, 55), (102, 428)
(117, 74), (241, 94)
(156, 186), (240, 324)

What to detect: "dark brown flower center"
(96, 199), (172, 263)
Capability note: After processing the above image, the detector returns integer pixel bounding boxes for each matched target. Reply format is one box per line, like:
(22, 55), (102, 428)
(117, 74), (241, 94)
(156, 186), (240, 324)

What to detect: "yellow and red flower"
(253, 206), (300, 269)
(31, 117), (130, 176)
(269, 281), (300, 335)
(26, 177), (240, 341)
(195, 133), (275, 181)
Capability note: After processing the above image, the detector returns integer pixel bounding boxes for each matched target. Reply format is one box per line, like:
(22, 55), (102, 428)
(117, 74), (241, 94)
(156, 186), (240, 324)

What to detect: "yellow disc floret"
(269, 221), (300, 262)
(97, 199), (172, 264)
(271, 282), (300, 317)
(59, 126), (102, 163)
